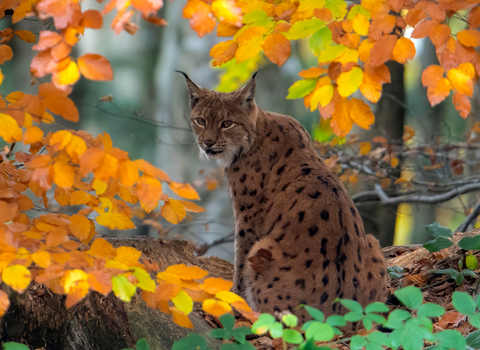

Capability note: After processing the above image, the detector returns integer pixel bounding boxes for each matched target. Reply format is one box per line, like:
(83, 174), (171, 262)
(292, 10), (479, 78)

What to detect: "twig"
(456, 200), (480, 233)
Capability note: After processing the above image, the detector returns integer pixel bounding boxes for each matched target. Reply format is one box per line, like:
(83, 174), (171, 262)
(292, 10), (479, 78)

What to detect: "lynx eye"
(195, 118), (206, 126)
(221, 120), (234, 129)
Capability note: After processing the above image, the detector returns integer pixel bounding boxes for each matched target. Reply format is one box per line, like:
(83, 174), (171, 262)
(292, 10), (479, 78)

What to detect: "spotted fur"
(181, 73), (387, 321)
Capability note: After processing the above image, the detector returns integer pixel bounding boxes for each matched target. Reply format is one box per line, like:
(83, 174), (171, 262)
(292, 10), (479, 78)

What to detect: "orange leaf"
(14, 29), (36, 43)
(390, 157), (399, 167)
(453, 92), (471, 118)
(369, 34), (397, 67)
(314, 8), (332, 21)
(178, 200), (206, 213)
(429, 23), (450, 47)
(69, 214), (94, 243)
(135, 159), (171, 181)
(70, 190), (91, 205)
(263, 33), (291, 67)
(171, 307), (194, 328)
(88, 238), (116, 260)
(32, 31), (62, 50)
(39, 83), (79, 122)
(53, 160), (75, 188)
(202, 298), (232, 317)
(169, 182), (200, 200)
(202, 277), (233, 295)
(405, 8), (427, 27)
(183, 0), (216, 38)
(137, 175), (162, 213)
(457, 29), (480, 48)
(0, 201), (19, 223)
(392, 37), (415, 64)
(161, 198), (187, 224)
(359, 142), (371, 155)
(81, 9), (103, 29)
(421, 65), (452, 106)
(0, 290), (10, 317)
(165, 264), (208, 280)
(210, 40), (238, 67)
(23, 126), (44, 144)
(411, 19), (438, 39)
(298, 67), (328, 78)
(119, 160), (139, 187)
(78, 54), (114, 81)
(217, 22), (240, 37)
(30, 50), (71, 78)
(468, 6), (480, 29)
(131, 0), (163, 16)
(349, 98), (374, 130)
(0, 44), (13, 64)
(330, 98), (353, 137)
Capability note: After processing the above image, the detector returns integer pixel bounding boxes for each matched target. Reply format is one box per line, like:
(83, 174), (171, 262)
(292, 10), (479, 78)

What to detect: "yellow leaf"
(447, 63), (475, 97)
(394, 178), (409, 185)
(390, 157), (399, 167)
(211, 0), (242, 26)
(132, 267), (156, 292)
(0, 68), (3, 86)
(236, 35), (265, 63)
(164, 264), (208, 280)
(335, 48), (359, 64)
(53, 160), (75, 188)
(14, 29), (36, 43)
(359, 142), (371, 155)
(172, 290), (194, 315)
(0, 113), (22, 143)
(310, 84), (334, 111)
(52, 61), (80, 87)
(70, 190), (91, 205)
(203, 298), (232, 317)
(114, 246), (142, 266)
(92, 179), (107, 195)
(337, 67), (363, 97)
(50, 130), (72, 150)
(3, 265), (31, 293)
(112, 275), (136, 302)
(32, 251), (51, 268)
(161, 199), (187, 224)
(62, 269), (88, 294)
(352, 13), (369, 36)
(23, 126), (44, 144)
(96, 211), (136, 230)
(216, 290), (245, 304)
(349, 98), (374, 130)
(65, 135), (87, 163)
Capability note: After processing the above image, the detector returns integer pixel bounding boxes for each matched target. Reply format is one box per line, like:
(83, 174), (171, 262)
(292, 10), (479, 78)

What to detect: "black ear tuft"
(175, 70), (205, 109)
(252, 70), (260, 80)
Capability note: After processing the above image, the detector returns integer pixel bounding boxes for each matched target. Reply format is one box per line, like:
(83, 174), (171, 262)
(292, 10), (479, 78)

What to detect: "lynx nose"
(204, 140), (215, 148)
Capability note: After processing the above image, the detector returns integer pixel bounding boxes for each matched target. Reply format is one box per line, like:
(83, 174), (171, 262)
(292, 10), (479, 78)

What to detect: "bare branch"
(456, 200), (480, 233)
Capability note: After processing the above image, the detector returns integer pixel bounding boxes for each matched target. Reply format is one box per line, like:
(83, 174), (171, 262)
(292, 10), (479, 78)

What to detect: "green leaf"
(387, 266), (405, 280)
(362, 316), (373, 331)
(367, 313), (386, 325)
(282, 329), (304, 344)
(210, 329), (229, 340)
(344, 311), (364, 322)
(220, 314), (235, 331)
(324, 0), (347, 18)
(425, 222), (453, 238)
(286, 79), (317, 99)
(346, 5), (371, 20)
(3, 343), (30, 350)
(459, 236), (480, 251)
(452, 292), (476, 316)
(309, 27), (332, 55)
(384, 309), (411, 330)
(112, 275), (136, 302)
(365, 342), (383, 350)
(284, 18), (326, 40)
(318, 44), (348, 63)
(304, 305), (325, 322)
(350, 335), (367, 350)
(221, 342), (256, 350)
(339, 299), (363, 313)
(365, 302), (389, 314)
(326, 315), (346, 327)
(282, 314), (298, 328)
(367, 331), (389, 345)
(462, 269), (478, 278)
(417, 303), (446, 318)
(435, 330), (466, 350)
(172, 334), (211, 350)
(394, 286), (423, 310)
(434, 268), (460, 279)
(232, 327), (253, 344)
(305, 321), (335, 342)
(469, 313), (480, 328)
(269, 322), (283, 339)
(389, 329), (403, 350)
(136, 339), (150, 350)
(456, 273), (465, 286)
(423, 237), (453, 253)
(252, 313), (275, 335)
(466, 329), (480, 349)
(242, 10), (268, 25)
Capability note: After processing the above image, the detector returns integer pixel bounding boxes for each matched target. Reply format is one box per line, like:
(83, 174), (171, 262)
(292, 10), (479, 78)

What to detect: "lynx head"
(178, 71), (259, 167)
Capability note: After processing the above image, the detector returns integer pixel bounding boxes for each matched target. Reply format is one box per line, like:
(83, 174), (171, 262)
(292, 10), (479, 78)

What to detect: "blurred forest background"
(2, 1), (479, 263)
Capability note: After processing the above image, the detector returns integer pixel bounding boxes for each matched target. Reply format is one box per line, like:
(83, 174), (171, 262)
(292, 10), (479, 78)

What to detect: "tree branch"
(456, 200), (480, 233)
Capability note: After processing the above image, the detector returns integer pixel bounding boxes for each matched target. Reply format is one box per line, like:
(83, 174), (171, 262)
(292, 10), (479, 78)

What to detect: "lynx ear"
(235, 71), (258, 109)
(176, 70), (206, 109)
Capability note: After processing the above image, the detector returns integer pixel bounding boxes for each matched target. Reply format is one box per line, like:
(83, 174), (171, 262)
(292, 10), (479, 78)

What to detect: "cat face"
(179, 72), (259, 167)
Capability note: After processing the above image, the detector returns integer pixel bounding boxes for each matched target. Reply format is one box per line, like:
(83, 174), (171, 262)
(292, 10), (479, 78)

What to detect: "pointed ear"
(235, 71), (258, 109)
(176, 70), (206, 109)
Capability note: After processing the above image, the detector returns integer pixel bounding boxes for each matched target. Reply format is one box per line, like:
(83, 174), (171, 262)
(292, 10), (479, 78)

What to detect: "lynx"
(179, 72), (387, 321)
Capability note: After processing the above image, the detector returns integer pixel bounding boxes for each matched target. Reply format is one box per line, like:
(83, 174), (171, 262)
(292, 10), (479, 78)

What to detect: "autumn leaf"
(263, 33), (291, 66)
(0, 45), (13, 64)
(23, 126), (44, 145)
(161, 198), (187, 224)
(3, 265), (31, 293)
(52, 61), (80, 87)
(369, 34), (397, 67)
(447, 63), (476, 97)
(337, 67), (363, 97)
(349, 98), (374, 129)
(164, 264), (208, 280)
(359, 142), (371, 155)
(112, 275), (136, 302)
(169, 182), (200, 200)
(393, 37), (416, 64)
(14, 30), (36, 43)
(457, 29), (480, 48)
(0, 113), (22, 143)
(78, 54), (114, 81)
(203, 298), (232, 317)
(69, 214), (94, 243)
(0, 291), (10, 317)
(210, 40), (238, 66)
